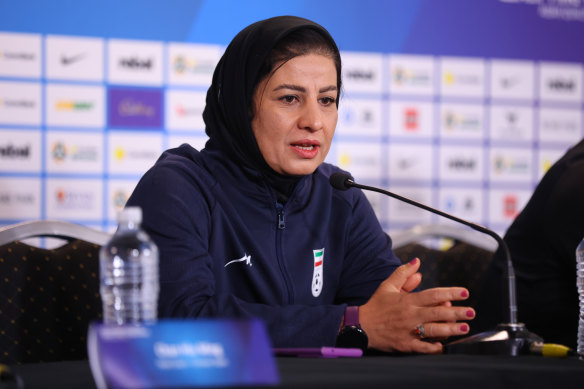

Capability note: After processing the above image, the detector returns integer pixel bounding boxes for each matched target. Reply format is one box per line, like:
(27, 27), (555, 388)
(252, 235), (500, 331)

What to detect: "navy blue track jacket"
(126, 144), (401, 347)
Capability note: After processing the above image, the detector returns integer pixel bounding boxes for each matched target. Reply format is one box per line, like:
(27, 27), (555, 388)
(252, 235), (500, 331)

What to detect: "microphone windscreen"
(329, 172), (352, 191)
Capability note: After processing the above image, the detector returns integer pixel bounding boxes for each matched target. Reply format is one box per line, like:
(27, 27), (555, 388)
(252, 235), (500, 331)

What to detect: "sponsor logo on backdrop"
(46, 84), (104, 127)
(489, 60), (535, 100)
(404, 108), (419, 131)
(443, 71), (480, 87)
(340, 52), (383, 93)
(341, 107), (375, 127)
(547, 77), (575, 92)
(393, 66), (431, 86)
(389, 101), (433, 137)
(0, 130), (41, 172)
(0, 32), (41, 78)
(440, 146), (483, 181)
(165, 89), (206, 130)
(1, 99), (36, 109)
(490, 149), (532, 183)
(336, 98), (382, 137)
(539, 62), (582, 102)
(0, 81), (42, 125)
(108, 40), (163, 85)
(108, 88), (162, 128)
(0, 178), (41, 218)
(119, 57), (153, 70)
(346, 68), (375, 82)
(0, 191), (35, 206)
(50, 141), (99, 163)
(336, 141), (382, 180)
(397, 156), (416, 170)
(440, 58), (485, 97)
(172, 55), (215, 75)
(174, 103), (203, 118)
(167, 43), (221, 86)
(388, 144), (433, 181)
(503, 194), (519, 219)
(442, 110), (481, 133)
(493, 155), (529, 175)
(540, 116), (578, 132)
(0, 143), (30, 158)
(54, 188), (94, 210)
(490, 105), (534, 141)
(60, 53), (85, 66)
(55, 100), (93, 111)
(444, 195), (476, 213)
(338, 151), (378, 169)
(389, 55), (434, 96)
(113, 145), (158, 162)
(0, 51), (35, 61)
(539, 108), (581, 143)
(448, 158), (476, 171)
(45, 36), (104, 81)
(112, 189), (129, 209)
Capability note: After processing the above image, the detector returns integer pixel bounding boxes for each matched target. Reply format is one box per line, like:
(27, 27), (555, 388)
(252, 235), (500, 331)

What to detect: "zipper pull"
(277, 210), (286, 230)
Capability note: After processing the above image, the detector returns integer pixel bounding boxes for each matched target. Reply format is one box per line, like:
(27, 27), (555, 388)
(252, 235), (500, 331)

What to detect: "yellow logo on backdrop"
(339, 153), (351, 168)
(56, 100), (93, 111)
(444, 72), (455, 85)
(114, 146), (126, 161)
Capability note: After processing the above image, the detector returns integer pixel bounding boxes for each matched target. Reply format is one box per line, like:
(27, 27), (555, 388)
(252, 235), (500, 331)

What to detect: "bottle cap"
(118, 206), (142, 224)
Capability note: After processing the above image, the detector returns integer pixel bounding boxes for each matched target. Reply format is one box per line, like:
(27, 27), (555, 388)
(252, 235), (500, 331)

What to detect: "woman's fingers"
(379, 258), (422, 293)
(412, 286), (470, 306)
(417, 304), (475, 324)
(401, 271), (422, 293)
(412, 321), (471, 340)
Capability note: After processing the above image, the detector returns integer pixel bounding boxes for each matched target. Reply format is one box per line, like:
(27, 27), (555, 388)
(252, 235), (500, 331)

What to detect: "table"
(7, 354), (584, 389)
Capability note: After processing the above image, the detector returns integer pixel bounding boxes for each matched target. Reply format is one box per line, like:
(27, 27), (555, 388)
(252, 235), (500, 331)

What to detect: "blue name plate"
(87, 319), (279, 388)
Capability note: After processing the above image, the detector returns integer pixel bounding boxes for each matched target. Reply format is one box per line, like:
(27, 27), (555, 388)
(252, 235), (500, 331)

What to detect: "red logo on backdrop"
(57, 189), (67, 203)
(404, 108), (419, 131)
(503, 195), (518, 219)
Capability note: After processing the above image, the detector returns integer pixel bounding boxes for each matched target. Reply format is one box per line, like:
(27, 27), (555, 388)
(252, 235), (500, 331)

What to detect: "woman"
(126, 15), (474, 354)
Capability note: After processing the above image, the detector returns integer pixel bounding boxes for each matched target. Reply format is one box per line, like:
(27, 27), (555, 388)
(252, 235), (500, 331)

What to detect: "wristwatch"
(335, 306), (368, 351)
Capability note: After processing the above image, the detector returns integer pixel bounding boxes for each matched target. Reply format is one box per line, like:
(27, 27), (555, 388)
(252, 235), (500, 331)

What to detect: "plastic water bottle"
(100, 206), (159, 325)
(577, 238), (584, 356)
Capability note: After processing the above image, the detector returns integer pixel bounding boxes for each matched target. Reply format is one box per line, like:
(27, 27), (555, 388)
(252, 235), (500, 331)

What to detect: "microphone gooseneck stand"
(330, 173), (543, 356)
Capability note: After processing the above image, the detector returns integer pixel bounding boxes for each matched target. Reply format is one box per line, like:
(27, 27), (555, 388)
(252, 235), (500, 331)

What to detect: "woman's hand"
(359, 258), (474, 354)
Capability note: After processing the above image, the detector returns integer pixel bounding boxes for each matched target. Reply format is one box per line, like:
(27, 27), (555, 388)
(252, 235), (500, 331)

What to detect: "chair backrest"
(0, 221), (111, 364)
(392, 224), (496, 309)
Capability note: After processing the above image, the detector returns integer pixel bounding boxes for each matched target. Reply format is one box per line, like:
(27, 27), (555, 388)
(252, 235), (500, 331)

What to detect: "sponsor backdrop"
(0, 0), (583, 237)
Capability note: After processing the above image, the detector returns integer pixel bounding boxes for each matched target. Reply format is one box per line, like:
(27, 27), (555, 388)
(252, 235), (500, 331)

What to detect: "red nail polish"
(466, 310), (474, 318)
(460, 324), (469, 332)
(409, 258), (418, 265)
(461, 290), (468, 298)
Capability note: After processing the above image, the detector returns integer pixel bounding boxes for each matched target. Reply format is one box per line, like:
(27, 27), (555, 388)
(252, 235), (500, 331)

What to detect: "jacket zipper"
(275, 202), (294, 304)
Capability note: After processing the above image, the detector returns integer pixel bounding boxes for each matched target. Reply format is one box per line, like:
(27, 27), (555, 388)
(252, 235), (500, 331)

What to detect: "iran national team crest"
(311, 248), (324, 297)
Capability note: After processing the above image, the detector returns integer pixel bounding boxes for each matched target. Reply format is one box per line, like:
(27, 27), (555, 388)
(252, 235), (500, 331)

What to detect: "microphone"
(329, 172), (543, 355)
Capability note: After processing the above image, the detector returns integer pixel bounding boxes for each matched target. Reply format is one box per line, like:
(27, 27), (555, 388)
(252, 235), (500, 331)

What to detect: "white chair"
(391, 223), (498, 252)
(0, 220), (111, 247)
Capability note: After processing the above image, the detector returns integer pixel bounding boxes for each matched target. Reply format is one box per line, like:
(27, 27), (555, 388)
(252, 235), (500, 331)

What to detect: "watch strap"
(344, 306), (359, 327)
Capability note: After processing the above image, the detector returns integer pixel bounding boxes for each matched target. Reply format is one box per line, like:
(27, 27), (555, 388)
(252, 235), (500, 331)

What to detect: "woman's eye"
(280, 95), (297, 103)
(320, 97), (336, 106)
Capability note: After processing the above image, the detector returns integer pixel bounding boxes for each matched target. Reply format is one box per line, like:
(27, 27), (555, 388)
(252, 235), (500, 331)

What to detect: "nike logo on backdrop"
(61, 53), (86, 66)
(224, 254), (252, 268)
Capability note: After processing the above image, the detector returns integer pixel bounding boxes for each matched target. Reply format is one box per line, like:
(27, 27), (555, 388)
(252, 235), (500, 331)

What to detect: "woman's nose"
(298, 101), (324, 132)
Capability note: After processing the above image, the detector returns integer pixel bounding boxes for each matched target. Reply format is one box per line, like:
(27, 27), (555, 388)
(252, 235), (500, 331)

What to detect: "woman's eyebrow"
(273, 84), (338, 93)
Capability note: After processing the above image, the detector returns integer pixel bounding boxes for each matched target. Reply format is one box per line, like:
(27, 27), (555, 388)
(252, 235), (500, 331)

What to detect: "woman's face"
(251, 54), (338, 176)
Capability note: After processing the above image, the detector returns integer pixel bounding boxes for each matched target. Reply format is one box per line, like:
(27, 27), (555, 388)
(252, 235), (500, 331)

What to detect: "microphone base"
(443, 323), (543, 356)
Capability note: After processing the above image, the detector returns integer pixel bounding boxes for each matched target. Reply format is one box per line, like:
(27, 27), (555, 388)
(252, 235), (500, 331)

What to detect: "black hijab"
(202, 16), (339, 202)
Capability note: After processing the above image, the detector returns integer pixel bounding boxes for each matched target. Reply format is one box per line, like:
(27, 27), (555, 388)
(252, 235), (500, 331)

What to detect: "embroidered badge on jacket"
(311, 248), (324, 297)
